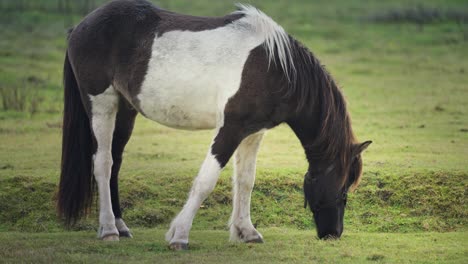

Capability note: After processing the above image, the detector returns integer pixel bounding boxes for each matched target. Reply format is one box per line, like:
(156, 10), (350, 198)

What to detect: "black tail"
(57, 52), (95, 226)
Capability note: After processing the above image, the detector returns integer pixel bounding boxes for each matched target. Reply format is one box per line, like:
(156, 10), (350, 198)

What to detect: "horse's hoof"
(119, 231), (133, 238)
(246, 237), (264, 243)
(169, 242), (189, 251)
(102, 234), (120, 241)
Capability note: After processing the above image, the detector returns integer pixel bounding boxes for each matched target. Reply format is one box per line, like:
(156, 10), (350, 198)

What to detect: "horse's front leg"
(230, 132), (264, 243)
(165, 150), (221, 250)
(165, 125), (244, 250)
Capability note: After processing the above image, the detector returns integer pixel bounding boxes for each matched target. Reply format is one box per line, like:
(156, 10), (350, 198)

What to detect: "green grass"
(0, 229), (466, 263)
(0, 0), (467, 263)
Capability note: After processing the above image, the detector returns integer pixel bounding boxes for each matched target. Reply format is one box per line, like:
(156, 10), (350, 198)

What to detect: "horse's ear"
(353, 141), (372, 157)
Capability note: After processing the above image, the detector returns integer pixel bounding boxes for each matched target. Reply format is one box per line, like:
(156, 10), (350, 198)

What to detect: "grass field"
(0, 0), (467, 263)
(1, 229), (467, 263)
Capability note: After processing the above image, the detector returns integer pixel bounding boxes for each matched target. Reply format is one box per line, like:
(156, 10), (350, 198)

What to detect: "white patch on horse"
(115, 218), (132, 237)
(230, 131), (265, 242)
(137, 8), (292, 130)
(89, 86), (120, 240)
(166, 150), (222, 245)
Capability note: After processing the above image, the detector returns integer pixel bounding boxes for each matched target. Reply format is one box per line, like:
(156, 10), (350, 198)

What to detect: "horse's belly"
(138, 81), (218, 130)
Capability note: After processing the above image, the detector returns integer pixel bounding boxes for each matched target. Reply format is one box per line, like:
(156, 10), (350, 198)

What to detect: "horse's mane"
(236, 4), (359, 187)
(234, 4), (296, 82)
(287, 39), (359, 187)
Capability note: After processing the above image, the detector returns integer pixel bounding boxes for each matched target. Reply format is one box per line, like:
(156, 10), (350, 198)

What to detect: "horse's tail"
(57, 51), (95, 226)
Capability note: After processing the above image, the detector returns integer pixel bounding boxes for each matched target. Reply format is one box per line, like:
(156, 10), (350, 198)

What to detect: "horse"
(57, 0), (371, 250)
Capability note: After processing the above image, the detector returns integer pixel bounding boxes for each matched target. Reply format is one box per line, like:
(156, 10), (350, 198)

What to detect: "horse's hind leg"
(230, 132), (264, 243)
(89, 86), (119, 241)
(110, 99), (137, 238)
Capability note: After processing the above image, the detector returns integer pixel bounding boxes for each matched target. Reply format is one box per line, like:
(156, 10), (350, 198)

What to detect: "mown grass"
(0, 0), (467, 262)
(0, 229), (466, 263)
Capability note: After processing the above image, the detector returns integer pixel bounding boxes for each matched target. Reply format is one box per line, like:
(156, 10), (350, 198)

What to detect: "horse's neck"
(287, 103), (346, 166)
(287, 106), (321, 157)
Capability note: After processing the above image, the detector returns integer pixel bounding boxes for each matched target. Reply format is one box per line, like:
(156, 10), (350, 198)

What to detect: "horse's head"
(303, 141), (371, 239)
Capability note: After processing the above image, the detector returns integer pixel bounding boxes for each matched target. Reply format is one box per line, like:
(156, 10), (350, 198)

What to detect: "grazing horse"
(57, 0), (371, 250)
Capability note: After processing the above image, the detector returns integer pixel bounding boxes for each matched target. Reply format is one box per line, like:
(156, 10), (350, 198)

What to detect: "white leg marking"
(89, 86), (119, 240)
(230, 132), (264, 242)
(165, 149), (222, 245)
(115, 218), (130, 232)
(115, 218), (132, 238)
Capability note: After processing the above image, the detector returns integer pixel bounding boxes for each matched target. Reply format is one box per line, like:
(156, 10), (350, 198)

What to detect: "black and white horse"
(58, 0), (371, 250)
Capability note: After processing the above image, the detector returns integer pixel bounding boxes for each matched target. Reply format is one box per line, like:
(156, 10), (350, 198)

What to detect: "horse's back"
(66, 0), (272, 130)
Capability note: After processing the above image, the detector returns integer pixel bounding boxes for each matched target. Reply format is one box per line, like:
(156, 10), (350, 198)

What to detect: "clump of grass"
(367, 254), (385, 261)
(0, 77), (45, 116)
(367, 5), (468, 25)
(0, 176), (59, 232)
(126, 207), (174, 227)
(351, 171), (468, 232)
(0, 84), (27, 111)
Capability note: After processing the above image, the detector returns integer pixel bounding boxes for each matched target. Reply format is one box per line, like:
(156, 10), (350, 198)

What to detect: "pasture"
(0, 0), (467, 263)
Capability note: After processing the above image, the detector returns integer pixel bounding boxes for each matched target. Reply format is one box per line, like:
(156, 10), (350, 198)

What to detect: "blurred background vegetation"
(0, 0), (96, 14)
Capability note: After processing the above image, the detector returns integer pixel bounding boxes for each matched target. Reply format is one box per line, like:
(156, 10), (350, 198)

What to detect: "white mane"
(234, 4), (296, 82)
